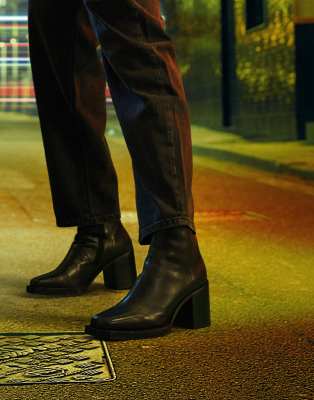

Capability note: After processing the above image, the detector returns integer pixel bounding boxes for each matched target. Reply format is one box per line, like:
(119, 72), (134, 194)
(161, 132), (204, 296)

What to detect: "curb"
(192, 145), (314, 182)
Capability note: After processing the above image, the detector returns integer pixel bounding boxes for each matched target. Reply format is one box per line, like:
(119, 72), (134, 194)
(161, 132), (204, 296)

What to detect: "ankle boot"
(85, 226), (210, 340)
(26, 221), (137, 295)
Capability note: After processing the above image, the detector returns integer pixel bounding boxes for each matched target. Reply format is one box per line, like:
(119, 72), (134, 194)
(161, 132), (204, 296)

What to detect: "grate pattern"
(0, 333), (115, 385)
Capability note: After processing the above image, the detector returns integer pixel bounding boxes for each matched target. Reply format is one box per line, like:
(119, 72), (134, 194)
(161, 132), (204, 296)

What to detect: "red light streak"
(0, 86), (112, 99)
(0, 86), (35, 96)
(0, 25), (28, 29)
(0, 43), (28, 47)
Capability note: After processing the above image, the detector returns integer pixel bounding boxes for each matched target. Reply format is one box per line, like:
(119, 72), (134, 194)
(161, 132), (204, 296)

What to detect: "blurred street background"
(0, 0), (314, 399)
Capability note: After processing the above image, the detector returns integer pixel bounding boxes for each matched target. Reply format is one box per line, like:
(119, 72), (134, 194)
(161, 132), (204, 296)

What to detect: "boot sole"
(26, 285), (86, 296)
(85, 280), (210, 341)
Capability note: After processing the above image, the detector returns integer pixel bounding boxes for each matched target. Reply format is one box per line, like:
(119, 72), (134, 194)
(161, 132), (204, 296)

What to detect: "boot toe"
(90, 309), (137, 331)
(29, 276), (50, 289)
(27, 274), (74, 293)
(89, 306), (165, 331)
(90, 311), (122, 330)
(30, 277), (56, 288)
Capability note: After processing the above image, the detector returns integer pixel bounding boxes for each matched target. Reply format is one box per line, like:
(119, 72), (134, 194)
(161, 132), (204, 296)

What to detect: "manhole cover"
(0, 332), (115, 385)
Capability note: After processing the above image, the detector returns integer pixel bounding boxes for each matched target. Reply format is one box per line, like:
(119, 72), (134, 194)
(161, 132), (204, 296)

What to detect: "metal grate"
(0, 332), (116, 385)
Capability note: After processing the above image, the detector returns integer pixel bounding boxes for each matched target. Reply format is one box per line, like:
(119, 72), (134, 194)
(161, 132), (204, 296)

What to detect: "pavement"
(0, 110), (313, 399)
(191, 127), (314, 181)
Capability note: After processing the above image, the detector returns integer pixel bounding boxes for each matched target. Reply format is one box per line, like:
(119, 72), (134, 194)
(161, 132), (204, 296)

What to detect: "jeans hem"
(139, 216), (195, 245)
(55, 213), (121, 227)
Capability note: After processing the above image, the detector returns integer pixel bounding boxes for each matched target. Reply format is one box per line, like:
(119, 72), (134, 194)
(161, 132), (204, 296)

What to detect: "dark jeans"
(27, 0), (195, 245)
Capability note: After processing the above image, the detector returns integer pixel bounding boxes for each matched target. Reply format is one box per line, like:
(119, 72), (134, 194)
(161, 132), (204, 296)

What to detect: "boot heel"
(103, 248), (137, 290)
(174, 281), (210, 329)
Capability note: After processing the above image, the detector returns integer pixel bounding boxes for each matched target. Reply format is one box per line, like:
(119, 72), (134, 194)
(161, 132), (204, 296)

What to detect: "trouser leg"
(28, 0), (121, 226)
(84, 0), (196, 244)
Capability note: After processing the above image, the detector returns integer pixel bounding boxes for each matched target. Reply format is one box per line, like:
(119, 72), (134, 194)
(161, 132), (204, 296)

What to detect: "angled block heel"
(174, 281), (210, 329)
(103, 248), (137, 290)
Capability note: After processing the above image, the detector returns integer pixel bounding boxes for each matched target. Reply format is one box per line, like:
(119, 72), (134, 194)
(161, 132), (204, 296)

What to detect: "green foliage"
(163, 1), (219, 61)
(0, 0), (27, 13)
(162, 0), (221, 94)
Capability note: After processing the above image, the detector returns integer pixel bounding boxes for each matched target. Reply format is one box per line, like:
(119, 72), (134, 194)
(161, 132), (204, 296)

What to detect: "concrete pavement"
(192, 127), (314, 181)
(0, 111), (313, 399)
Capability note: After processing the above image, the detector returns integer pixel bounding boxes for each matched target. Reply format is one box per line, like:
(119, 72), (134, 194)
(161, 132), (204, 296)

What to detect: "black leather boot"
(85, 226), (210, 340)
(26, 221), (137, 295)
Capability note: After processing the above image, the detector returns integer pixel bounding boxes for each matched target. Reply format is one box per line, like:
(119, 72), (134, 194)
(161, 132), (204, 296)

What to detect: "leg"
(28, 0), (120, 226)
(84, 1), (210, 340)
(84, 0), (196, 244)
(27, 0), (138, 294)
